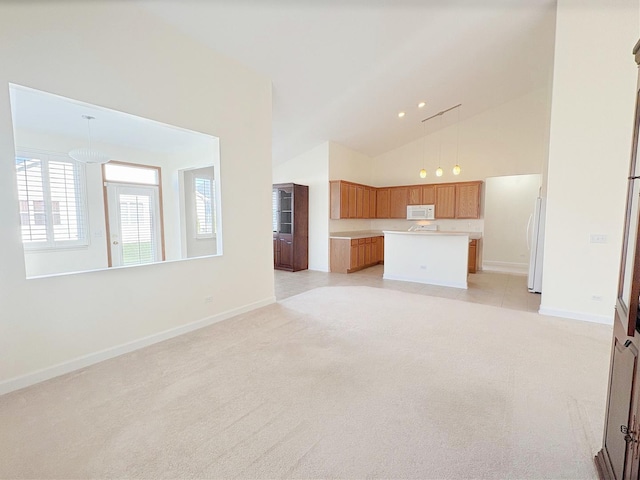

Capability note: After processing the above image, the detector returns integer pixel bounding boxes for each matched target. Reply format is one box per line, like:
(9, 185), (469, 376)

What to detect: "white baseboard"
(538, 305), (614, 325)
(482, 261), (528, 275)
(0, 296), (276, 397)
(383, 274), (467, 289)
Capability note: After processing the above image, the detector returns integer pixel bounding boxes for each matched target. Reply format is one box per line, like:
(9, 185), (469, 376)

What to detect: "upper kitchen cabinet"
(409, 185), (436, 206)
(330, 179), (482, 220)
(273, 183), (308, 271)
(435, 184), (456, 219)
(390, 187), (409, 218)
(330, 180), (375, 219)
(376, 188), (391, 218)
(455, 182), (482, 219)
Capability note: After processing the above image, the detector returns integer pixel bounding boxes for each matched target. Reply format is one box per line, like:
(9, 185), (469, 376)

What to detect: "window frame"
(193, 174), (215, 239)
(15, 150), (89, 251)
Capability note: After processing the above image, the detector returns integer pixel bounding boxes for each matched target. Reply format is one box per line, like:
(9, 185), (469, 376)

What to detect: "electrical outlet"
(204, 295), (213, 303)
(591, 295), (603, 302)
(590, 234), (607, 244)
(420, 265), (427, 270)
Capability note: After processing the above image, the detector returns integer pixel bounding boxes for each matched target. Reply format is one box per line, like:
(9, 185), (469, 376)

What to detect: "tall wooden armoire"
(272, 183), (308, 272)
(596, 39), (640, 479)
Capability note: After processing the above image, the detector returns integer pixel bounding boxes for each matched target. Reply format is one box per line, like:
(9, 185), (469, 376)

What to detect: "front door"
(106, 183), (162, 267)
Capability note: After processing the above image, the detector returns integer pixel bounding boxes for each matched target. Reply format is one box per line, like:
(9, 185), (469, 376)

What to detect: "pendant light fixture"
(69, 115), (111, 164)
(435, 113), (444, 177)
(452, 104), (462, 176)
(420, 103), (462, 178)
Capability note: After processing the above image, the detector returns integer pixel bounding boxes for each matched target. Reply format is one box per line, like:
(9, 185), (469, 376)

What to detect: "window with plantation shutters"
(15, 153), (88, 249)
(194, 176), (214, 238)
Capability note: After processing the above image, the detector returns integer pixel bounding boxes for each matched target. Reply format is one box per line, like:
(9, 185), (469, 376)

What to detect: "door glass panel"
(107, 184), (162, 267)
(620, 89), (640, 326)
(279, 189), (292, 234)
(622, 178), (640, 312)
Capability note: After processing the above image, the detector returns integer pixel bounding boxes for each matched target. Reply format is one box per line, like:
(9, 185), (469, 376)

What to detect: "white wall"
(273, 142), (330, 271)
(0, 2), (273, 392)
(483, 174), (542, 274)
(328, 141), (376, 233)
(541, 0), (639, 324)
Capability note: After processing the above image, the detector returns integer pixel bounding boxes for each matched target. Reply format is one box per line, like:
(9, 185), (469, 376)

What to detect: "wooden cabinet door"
(468, 239), (477, 273)
(369, 187), (377, 218)
(600, 325), (639, 480)
(364, 239), (372, 265)
(358, 240), (366, 267)
(377, 188), (390, 218)
(456, 183), (481, 219)
(390, 187), (408, 218)
(356, 186), (364, 218)
(277, 235), (293, 269)
(435, 184), (456, 219)
(421, 185), (436, 205)
(340, 182), (349, 219)
(379, 236), (384, 262)
(408, 186), (422, 205)
(348, 184), (357, 218)
(371, 237), (378, 264)
(363, 188), (370, 218)
(350, 240), (358, 270)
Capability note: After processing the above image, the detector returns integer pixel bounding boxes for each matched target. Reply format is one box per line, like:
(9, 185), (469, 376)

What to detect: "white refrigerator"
(527, 195), (545, 293)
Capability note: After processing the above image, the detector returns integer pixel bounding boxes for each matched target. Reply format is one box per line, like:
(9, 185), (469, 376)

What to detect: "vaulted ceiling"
(139, 1), (557, 164)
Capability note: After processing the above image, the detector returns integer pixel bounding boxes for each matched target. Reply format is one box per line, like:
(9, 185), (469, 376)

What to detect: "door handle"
(112, 241), (119, 245)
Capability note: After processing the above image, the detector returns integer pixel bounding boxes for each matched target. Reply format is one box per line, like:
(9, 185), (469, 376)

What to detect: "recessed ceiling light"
(398, 112), (405, 118)
(418, 102), (426, 108)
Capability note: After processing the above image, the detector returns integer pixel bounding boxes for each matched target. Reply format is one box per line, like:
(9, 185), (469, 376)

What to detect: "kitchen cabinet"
(407, 185), (437, 206)
(422, 185), (436, 205)
(356, 186), (364, 218)
(369, 187), (377, 217)
(408, 186), (422, 205)
(363, 188), (370, 218)
(390, 187), (409, 218)
(330, 180), (482, 220)
(273, 183), (308, 271)
(468, 239), (478, 273)
(330, 180), (376, 219)
(377, 188), (391, 218)
(435, 184), (456, 219)
(456, 183), (482, 219)
(330, 235), (384, 273)
(595, 39), (640, 480)
(348, 184), (357, 218)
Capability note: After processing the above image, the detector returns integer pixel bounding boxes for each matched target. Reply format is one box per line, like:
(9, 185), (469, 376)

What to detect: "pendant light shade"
(69, 115), (110, 164)
(452, 164), (461, 175)
(436, 167), (443, 177)
(419, 168), (427, 178)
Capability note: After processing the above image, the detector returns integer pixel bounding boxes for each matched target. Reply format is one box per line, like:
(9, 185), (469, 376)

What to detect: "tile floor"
(275, 265), (541, 313)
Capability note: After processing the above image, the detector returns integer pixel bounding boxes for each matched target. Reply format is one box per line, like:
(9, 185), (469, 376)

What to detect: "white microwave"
(407, 204), (435, 220)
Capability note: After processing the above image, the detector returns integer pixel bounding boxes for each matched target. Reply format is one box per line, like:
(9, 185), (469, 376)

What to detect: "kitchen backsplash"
(329, 218), (484, 234)
(371, 218), (484, 234)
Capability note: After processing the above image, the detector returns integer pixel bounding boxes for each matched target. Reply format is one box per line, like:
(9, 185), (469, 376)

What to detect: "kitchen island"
(383, 230), (474, 289)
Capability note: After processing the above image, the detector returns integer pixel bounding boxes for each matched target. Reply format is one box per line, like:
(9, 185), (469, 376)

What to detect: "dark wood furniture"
(595, 40), (640, 480)
(273, 183), (308, 272)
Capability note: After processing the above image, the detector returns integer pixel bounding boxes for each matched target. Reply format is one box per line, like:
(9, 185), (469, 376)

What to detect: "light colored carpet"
(0, 286), (611, 479)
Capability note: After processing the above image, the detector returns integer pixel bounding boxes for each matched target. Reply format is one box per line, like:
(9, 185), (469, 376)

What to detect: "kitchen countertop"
(329, 230), (384, 240)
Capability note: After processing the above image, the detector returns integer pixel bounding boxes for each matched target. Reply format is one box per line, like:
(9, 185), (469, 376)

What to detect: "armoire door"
(597, 41), (640, 480)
